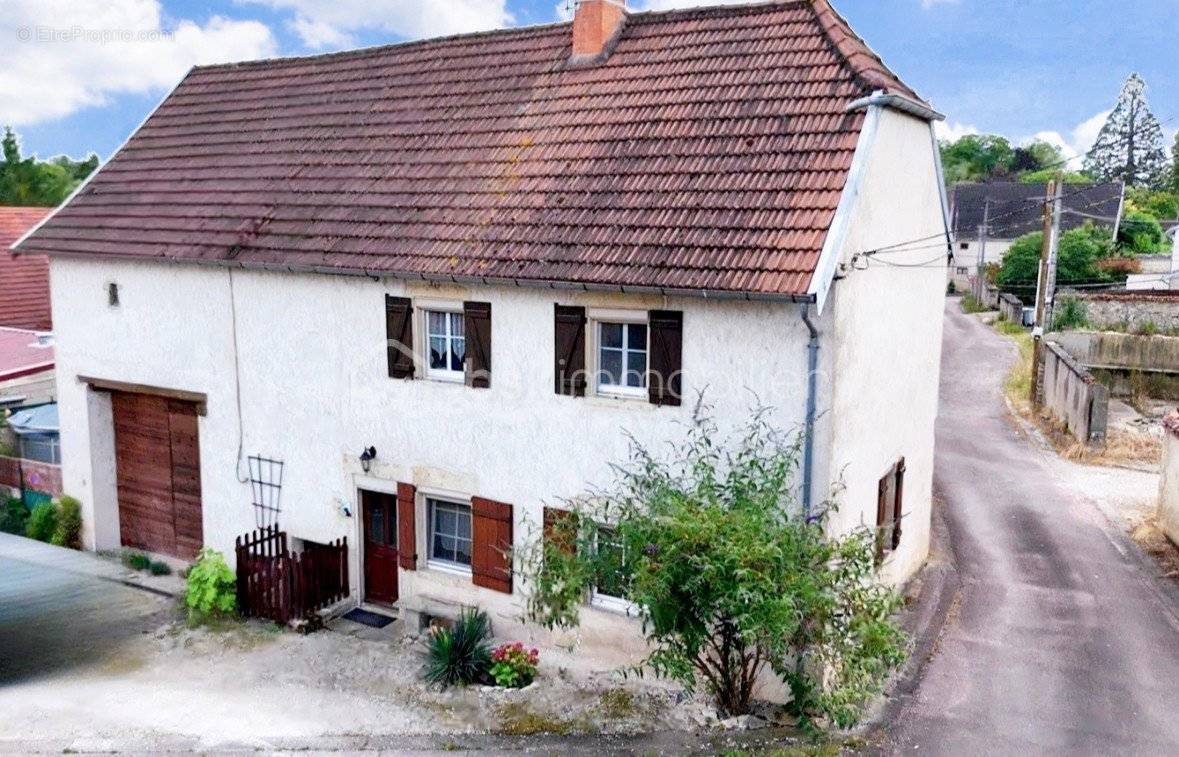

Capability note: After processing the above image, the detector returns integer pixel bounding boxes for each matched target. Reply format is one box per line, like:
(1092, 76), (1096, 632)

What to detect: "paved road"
(0, 538), (170, 685)
(886, 303), (1179, 755)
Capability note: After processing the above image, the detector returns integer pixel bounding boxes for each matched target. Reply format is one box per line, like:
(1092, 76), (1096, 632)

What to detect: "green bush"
(960, 293), (990, 314)
(25, 501), (57, 543)
(0, 497), (28, 535)
(123, 551), (151, 571)
(50, 496), (82, 549)
(1050, 297), (1088, 332)
(185, 548), (237, 622)
(424, 608), (492, 688)
(149, 560), (173, 576)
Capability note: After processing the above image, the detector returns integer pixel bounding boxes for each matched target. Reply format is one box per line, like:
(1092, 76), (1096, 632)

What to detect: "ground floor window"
(428, 498), (472, 570)
(591, 525), (634, 613)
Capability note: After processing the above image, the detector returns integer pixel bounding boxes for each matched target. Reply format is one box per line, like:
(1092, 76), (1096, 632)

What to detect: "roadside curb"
(855, 493), (961, 736)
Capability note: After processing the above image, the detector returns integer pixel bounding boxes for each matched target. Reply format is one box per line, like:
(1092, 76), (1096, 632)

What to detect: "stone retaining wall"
(1070, 290), (1179, 332)
(1050, 331), (1179, 374)
(999, 292), (1023, 324)
(1041, 341), (1108, 444)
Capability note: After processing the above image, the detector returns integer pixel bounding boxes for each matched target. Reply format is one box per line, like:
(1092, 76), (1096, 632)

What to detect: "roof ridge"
(807, 0), (921, 101)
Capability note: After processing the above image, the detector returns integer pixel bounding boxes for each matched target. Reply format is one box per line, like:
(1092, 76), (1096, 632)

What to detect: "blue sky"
(3, 0), (1177, 164)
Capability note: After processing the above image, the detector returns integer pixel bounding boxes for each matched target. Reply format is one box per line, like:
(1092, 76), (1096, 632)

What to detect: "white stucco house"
(14, 0), (949, 657)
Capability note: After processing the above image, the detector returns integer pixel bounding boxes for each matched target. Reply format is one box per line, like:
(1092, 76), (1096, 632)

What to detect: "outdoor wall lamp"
(359, 446), (377, 473)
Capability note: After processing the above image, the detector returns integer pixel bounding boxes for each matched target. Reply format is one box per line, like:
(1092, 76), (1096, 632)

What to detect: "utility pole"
(975, 197), (990, 301)
(1030, 178), (1058, 407)
(1042, 175), (1065, 333)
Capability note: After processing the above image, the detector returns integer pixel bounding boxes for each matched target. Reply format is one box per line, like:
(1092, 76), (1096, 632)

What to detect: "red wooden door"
(362, 490), (399, 605)
(112, 392), (203, 560)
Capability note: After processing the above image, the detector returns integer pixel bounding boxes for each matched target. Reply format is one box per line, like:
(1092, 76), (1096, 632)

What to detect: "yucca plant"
(424, 608), (492, 687)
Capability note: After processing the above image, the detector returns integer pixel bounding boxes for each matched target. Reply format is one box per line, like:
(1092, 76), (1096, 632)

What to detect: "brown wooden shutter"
(892, 458), (906, 551)
(543, 506), (577, 556)
(554, 305), (587, 397)
(464, 301), (492, 389)
(386, 295), (415, 379)
(471, 497), (513, 594)
(648, 310), (683, 407)
(875, 474), (889, 565)
(397, 482), (417, 570)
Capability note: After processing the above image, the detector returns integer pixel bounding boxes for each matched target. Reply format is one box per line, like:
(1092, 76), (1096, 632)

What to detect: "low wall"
(1041, 341), (1109, 444)
(0, 455), (63, 498)
(1050, 331), (1179, 374)
(981, 284), (1000, 310)
(1072, 290), (1179, 332)
(1159, 414), (1179, 546)
(999, 293), (1023, 324)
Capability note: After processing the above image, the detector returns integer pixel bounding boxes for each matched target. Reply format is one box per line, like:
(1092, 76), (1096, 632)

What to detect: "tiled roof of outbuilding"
(15, 0), (923, 298)
(0, 207), (52, 331)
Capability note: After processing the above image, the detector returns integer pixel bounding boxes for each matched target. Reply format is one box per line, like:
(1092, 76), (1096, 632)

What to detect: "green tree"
(0, 126), (98, 206)
(940, 134), (1016, 183)
(518, 406), (905, 728)
(1172, 132), (1179, 194)
(997, 225), (1113, 289)
(1118, 209), (1166, 253)
(1085, 73), (1170, 188)
(1019, 169), (1091, 185)
(1126, 186), (1179, 221)
(1012, 139), (1064, 174)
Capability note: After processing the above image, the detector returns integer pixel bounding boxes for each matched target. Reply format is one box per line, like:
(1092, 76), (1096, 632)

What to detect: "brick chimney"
(571, 0), (627, 60)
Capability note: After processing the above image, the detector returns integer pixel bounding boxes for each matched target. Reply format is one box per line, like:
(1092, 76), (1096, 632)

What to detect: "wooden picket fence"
(235, 525), (348, 625)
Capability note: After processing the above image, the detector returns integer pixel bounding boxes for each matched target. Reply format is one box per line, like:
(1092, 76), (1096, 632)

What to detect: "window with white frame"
(428, 497), (472, 570)
(592, 525), (633, 612)
(596, 320), (647, 397)
(425, 310), (466, 381)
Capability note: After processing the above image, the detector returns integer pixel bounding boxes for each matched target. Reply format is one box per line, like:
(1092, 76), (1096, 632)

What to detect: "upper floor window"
(595, 316), (648, 398)
(426, 309), (466, 382)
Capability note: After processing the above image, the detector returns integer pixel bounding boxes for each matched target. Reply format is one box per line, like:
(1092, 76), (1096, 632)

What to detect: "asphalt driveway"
(884, 303), (1179, 755)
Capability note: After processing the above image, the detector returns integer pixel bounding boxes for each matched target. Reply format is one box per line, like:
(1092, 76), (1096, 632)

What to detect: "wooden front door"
(111, 392), (203, 560)
(361, 490), (399, 605)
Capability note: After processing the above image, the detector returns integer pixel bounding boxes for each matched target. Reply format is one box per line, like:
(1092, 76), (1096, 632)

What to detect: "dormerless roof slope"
(0, 207), (52, 331)
(15, 0), (922, 298)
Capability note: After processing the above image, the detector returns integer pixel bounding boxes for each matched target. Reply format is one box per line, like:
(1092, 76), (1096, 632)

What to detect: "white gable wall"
(821, 107), (949, 584)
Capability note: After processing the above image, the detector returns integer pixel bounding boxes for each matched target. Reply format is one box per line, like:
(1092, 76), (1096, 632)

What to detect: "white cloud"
(242, 0), (512, 49)
(632, 0), (756, 10)
(920, 0), (958, 8)
(935, 121), (980, 142)
(1027, 109), (1110, 168)
(0, 0), (276, 127)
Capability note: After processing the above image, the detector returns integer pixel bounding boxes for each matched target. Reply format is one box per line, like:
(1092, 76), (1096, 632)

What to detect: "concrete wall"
(1072, 291), (1179, 331)
(1158, 413), (1179, 546)
(1051, 331), (1179, 374)
(1042, 341), (1109, 444)
(999, 293), (1024, 324)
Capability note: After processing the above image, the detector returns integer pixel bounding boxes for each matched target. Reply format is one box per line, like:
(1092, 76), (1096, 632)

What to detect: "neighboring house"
(0, 207), (53, 331)
(13, 0), (948, 655)
(948, 181), (1124, 292)
(0, 329), (59, 506)
(0, 327), (54, 410)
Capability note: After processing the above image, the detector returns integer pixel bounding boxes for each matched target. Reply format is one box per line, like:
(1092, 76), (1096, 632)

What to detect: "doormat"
(342, 608), (395, 628)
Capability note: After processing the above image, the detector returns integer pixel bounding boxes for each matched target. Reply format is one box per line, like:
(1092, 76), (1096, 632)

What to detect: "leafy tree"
(1012, 140), (1064, 173)
(1019, 169), (1091, 185)
(997, 224), (1114, 289)
(1172, 132), (1179, 194)
(1126, 186), (1179, 221)
(941, 134), (1016, 183)
(518, 405), (906, 728)
(1118, 209), (1166, 253)
(0, 126), (98, 206)
(1085, 73), (1170, 188)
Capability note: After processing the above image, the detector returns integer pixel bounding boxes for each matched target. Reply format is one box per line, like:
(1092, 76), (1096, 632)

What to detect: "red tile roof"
(0, 327), (54, 382)
(15, 0), (922, 299)
(0, 207), (52, 330)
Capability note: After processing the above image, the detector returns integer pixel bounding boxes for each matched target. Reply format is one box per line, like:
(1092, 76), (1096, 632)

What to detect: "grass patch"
(495, 702), (580, 736)
(995, 320), (1034, 410)
(960, 293), (992, 314)
(597, 688), (637, 719)
(122, 551), (151, 571)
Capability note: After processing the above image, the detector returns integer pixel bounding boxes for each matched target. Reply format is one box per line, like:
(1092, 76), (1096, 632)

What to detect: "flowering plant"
(489, 642), (539, 688)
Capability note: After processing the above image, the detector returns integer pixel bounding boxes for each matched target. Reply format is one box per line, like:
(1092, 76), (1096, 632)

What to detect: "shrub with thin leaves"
(25, 501), (57, 543)
(185, 548), (237, 622)
(0, 497), (28, 535)
(517, 402), (907, 729)
(50, 495), (83, 549)
(424, 608), (492, 688)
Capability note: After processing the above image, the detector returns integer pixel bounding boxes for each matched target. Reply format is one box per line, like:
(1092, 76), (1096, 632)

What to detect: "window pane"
(450, 335), (466, 371)
(601, 322), (623, 349)
(450, 312), (465, 337)
(368, 502), (384, 545)
(599, 348), (622, 386)
(627, 323), (647, 349)
(454, 537), (472, 566)
(428, 311), (447, 337)
(429, 337), (448, 369)
(626, 350), (646, 388)
(456, 510), (471, 539)
(595, 528), (628, 598)
(437, 507), (455, 535)
(434, 534), (455, 563)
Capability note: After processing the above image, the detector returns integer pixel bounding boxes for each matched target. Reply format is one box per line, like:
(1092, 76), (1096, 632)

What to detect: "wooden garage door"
(112, 392), (203, 560)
